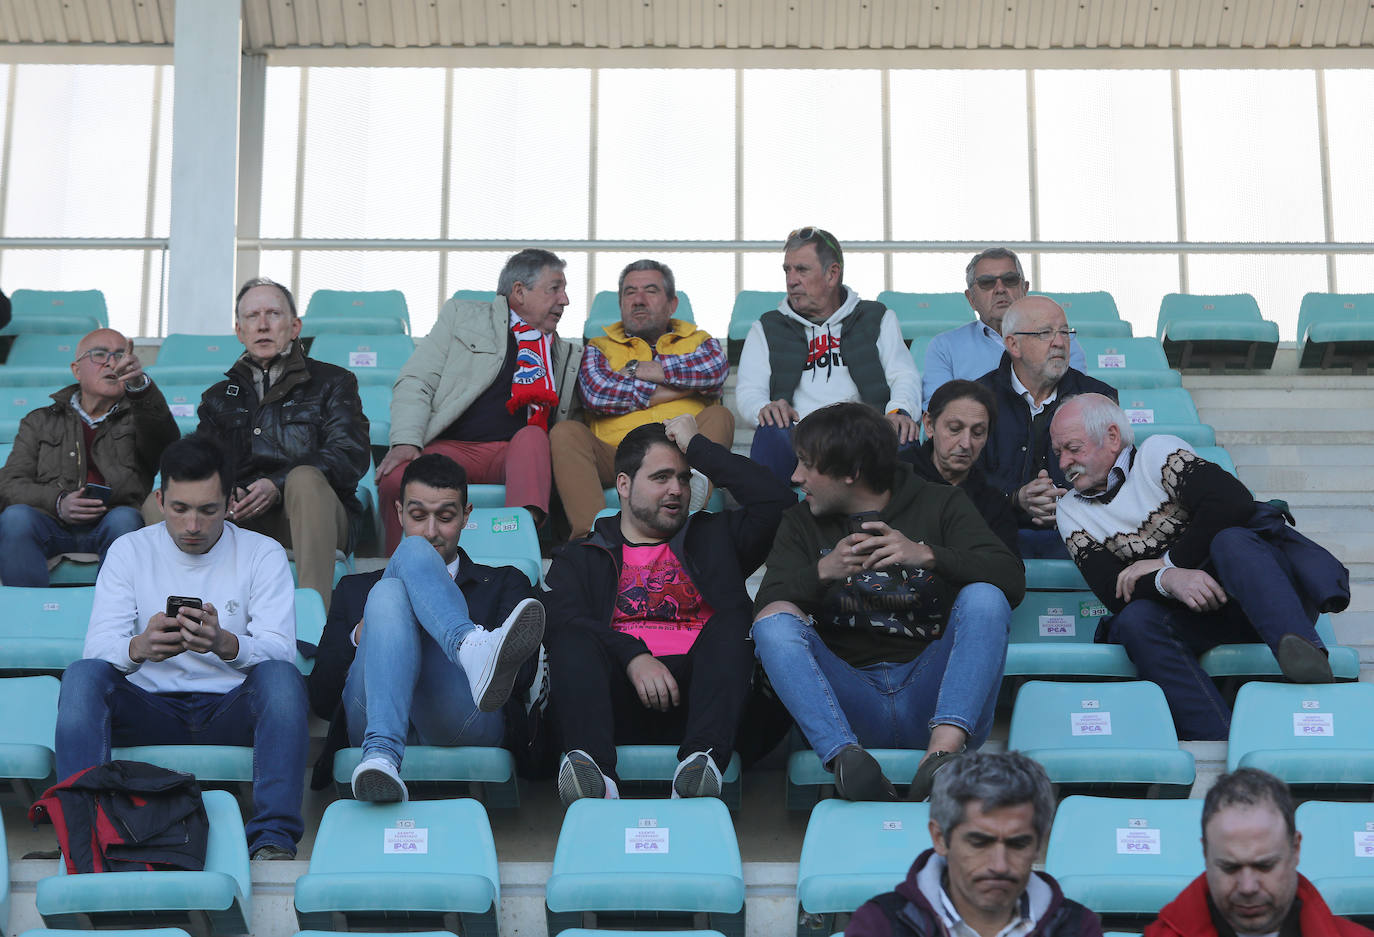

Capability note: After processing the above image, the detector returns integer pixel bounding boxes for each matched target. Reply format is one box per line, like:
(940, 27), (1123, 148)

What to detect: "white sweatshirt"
(734, 287), (922, 427)
(83, 521), (297, 695)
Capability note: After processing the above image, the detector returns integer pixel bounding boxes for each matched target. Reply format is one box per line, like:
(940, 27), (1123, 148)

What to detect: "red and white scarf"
(506, 313), (559, 430)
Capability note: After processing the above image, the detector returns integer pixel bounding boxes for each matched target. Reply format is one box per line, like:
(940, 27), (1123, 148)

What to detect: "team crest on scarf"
(508, 319), (559, 430)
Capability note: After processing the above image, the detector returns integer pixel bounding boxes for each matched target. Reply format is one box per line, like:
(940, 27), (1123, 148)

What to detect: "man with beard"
(543, 414), (793, 802)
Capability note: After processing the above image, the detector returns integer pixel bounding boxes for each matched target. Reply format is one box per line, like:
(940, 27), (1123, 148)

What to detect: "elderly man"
(921, 248), (1085, 412)
(0, 328), (177, 585)
(377, 249), (583, 551)
(184, 278), (369, 612)
(735, 227), (921, 483)
(1052, 393), (1346, 741)
(550, 259), (733, 540)
(976, 295), (1116, 558)
(1148, 767), (1371, 937)
(848, 751), (1103, 937)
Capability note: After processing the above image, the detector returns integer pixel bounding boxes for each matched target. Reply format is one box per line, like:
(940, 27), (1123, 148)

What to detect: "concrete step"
(1263, 505), (1374, 534)
(1237, 464), (1374, 495)
(1227, 444), (1374, 468)
(1204, 407), (1374, 434)
(1350, 581), (1374, 615)
(1188, 387), (1374, 411)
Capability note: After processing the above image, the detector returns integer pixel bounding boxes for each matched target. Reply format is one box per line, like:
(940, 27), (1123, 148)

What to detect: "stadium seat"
(307, 334), (414, 386)
(875, 291), (972, 342)
(330, 746), (520, 808)
(0, 333), (87, 386)
(1157, 293), (1278, 371)
(353, 455), (382, 554)
(545, 798), (745, 936)
(295, 587), (327, 676)
(1193, 445), (1238, 478)
(462, 507), (542, 587)
(357, 385), (392, 447)
(909, 335), (933, 378)
(466, 485), (507, 508)
(0, 388), (44, 443)
(795, 799), (932, 937)
(1078, 336), (1181, 389)
(161, 384), (205, 435)
(727, 291), (784, 363)
(1035, 292), (1132, 338)
(287, 550), (354, 590)
(301, 289), (409, 336)
(786, 748), (925, 810)
(109, 744), (253, 783)
(1009, 681), (1195, 797)
(1294, 800), (1374, 924)
(1199, 614), (1359, 684)
(583, 289), (695, 340)
(1024, 559), (1090, 591)
(1297, 292), (1374, 373)
(46, 554), (100, 586)
(1117, 388), (1216, 448)
(611, 745), (742, 809)
(5, 289), (108, 335)
(0, 675), (60, 802)
(294, 798), (499, 934)
(22, 928), (194, 937)
(36, 788), (252, 936)
(1004, 591), (1136, 680)
(149, 334), (242, 385)
(1, 822), (7, 936)
(1045, 795), (1204, 927)
(555, 932), (728, 937)
(0, 585), (95, 673)
(1226, 681), (1374, 793)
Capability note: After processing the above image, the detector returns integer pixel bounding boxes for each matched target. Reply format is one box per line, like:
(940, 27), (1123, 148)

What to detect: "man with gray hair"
(1051, 393), (1345, 741)
(846, 751), (1103, 937)
(377, 248), (583, 552)
(921, 248), (1085, 413)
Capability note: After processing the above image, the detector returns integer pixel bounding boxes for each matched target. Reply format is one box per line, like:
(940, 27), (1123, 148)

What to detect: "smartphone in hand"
(166, 596), (203, 620)
(847, 511), (882, 537)
(84, 483), (112, 504)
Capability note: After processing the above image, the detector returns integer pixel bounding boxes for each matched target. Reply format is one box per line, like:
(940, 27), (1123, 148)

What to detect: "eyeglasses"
(973, 272), (1024, 290)
(787, 226), (843, 259)
(1012, 327), (1076, 342)
(76, 348), (128, 366)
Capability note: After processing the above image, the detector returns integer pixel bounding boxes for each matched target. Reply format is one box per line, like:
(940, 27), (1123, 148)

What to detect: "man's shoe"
(351, 756), (408, 803)
(688, 469), (712, 513)
(458, 597), (546, 712)
(671, 751), (723, 799)
(558, 749), (619, 805)
(908, 750), (962, 802)
(251, 844), (295, 861)
(1276, 633), (1334, 684)
(831, 745), (898, 802)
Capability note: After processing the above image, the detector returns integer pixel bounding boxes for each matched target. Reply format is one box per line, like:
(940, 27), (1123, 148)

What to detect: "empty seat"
(1227, 681), (1374, 793)
(1035, 292), (1132, 338)
(462, 507), (542, 587)
(1295, 800), (1374, 924)
(1157, 293), (1278, 371)
(1078, 336), (1181, 389)
(1297, 293), (1374, 373)
(583, 289), (695, 340)
(1200, 614), (1359, 684)
(1117, 388), (1216, 448)
(0, 389), (45, 443)
(294, 798), (500, 935)
(1045, 795), (1203, 927)
(149, 335), (242, 385)
(5, 289), (108, 335)
(302, 290), (409, 336)
(0, 586), (95, 673)
(330, 746), (519, 808)
(36, 788), (252, 936)
(307, 334), (414, 387)
(1010, 681), (1194, 797)
(0, 675), (60, 801)
(727, 291), (784, 363)
(786, 748), (925, 811)
(875, 291), (972, 342)
(0, 333), (87, 386)
(796, 799), (932, 937)
(611, 745), (742, 809)
(546, 798), (745, 936)
(160, 385), (206, 435)
(1004, 592), (1136, 681)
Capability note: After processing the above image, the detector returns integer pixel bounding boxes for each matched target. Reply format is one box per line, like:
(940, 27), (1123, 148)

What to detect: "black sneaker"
(251, 843), (295, 861)
(1276, 633), (1334, 684)
(831, 745), (898, 802)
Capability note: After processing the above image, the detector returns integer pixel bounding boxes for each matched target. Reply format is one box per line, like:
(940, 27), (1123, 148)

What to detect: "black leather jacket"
(197, 343), (370, 514)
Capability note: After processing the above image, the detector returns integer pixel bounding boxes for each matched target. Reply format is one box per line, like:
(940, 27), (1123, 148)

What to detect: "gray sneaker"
(351, 756), (408, 803)
(558, 749), (617, 805)
(671, 751), (723, 799)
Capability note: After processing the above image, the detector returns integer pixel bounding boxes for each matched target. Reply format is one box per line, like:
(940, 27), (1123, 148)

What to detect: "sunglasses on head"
(974, 272), (1024, 290)
(787, 226), (843, 258)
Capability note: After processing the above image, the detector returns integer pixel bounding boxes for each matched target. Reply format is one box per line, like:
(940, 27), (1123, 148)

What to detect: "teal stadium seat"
(294, 798), (500, 935)
(307, 333), (414, 387)
(1116, 388), (1216, 448)
(611, 745), (742, 809)
(786, 747), (926, 811)
(462, 507), (542, 587)
(0, 585), (95, 673)
(0, 675), (60, 801)
(295, 587), (327, 675)
(1157, 293), (1278, 371)
(1193, 445), (1238, 478)
(1078, 336), (1181, 389)
(287, 550), (354, 590)
(1023, 559), (1090, 591)
(1004, 591), (1136, 680)
(160, 385), (205, 435)
(795, 800), (932, 937)
(353, 454), (382, 554)
(0, 388), (46, 443)
(330, 746), (519, 808)
(583, 290), (695, 340)
(1297, 292), (1374, 372)
(357, 385), (392, 448)
(1035, 291), (1132, 338)
(1, 821), (7, 937)
(1200, 614), (1358, 685)
(1226, 681), (1374, 794)
(1045, 795), (1203, 928)
(1295, 800), (1374, 924)
(1009, 681), (1194, 797)
(909, 335), (933, 382)
(0, 333), (87, 386)
(875, 291), (973, 342)
(545, 798), (745, 936)
(727, 291), (784, 363)
(466, 485), (507, 508)
(150, 334), (242, 385)
(23, 928), (193, 937)
(5, 289), (108, 335)
(36, 788), (252, 936)
(556, 932), (728, 937)
(302, 289), (409, 336)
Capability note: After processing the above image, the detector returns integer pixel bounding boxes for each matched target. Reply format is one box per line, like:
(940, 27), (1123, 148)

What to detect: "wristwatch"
(625, 359), (640, 379)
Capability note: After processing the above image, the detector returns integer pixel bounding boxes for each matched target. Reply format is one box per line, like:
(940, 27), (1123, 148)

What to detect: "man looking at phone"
(56, 434), (307, 860)
(0, 327), (178, 586)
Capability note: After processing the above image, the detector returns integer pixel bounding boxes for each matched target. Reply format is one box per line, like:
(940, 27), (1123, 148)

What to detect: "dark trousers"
(547, 613), (755, 780)
(1106, 526), (1325, 742)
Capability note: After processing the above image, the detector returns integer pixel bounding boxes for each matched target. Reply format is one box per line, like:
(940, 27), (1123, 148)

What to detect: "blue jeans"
(1017, 526), (1070, 560)
(344, 536), (498, 768)
(750, 424), (798, 486)
(751, 582), (1011, 765)
(55, 657), (308, 854)
(0, 503), (142, 586)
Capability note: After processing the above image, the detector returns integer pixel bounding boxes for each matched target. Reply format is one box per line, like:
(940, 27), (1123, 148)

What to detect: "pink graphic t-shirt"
(611, 542), (715, 657)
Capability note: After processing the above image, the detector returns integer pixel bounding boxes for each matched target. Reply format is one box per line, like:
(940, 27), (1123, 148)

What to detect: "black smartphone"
(166, 596), (203, 619)
(847, 511), (882, 536)
(84, 483), (112, 504)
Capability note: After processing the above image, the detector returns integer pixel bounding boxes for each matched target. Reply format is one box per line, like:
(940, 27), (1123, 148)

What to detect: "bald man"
(0, 328), (178, 585)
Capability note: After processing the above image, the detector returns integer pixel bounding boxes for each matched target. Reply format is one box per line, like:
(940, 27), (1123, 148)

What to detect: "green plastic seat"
(1005, 591), (1136, 680)
(150, 334), (242, 385)
(307, 333), (414, 387)
(1295, 801), (1374, 924)
(160, 384), (206, 435)
(5, 289), (108, 335)
(302, 289), (409, 336)
(727, 291), (784, 363)
(1200, 615), (1358, 683)
(1035, 291), (1133, 338)
(1298, 293), (1374, 372)
(463, 507), (542, 587)
(0, 333), (87, 386)
(610, 744), (741, 809)
(331, 746), (519, 808)
(0, 585), (95, 672)
(1117, 388), (1215, 447)
(785, 748), (926, 811)
(1078, 336), (1181, 389)
(0, 388), (46, 444)
(466, 485), (507, 508)
(0, 675), (60, 800)
(583, 290), (695, 340)
(875, 291), (972, 342)
(1227, 681), (1374, 792)
(109, 745), (254, 782)
(357, 385), (392, 447)
(295, 587), (327, 675)
(1024, 559), (1090, 591)
(1193, 445), (1238, 478)
(1157, 293), (1278, 370)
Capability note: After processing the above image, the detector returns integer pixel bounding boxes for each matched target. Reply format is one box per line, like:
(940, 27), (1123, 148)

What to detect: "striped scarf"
(506, 316), (559, 430)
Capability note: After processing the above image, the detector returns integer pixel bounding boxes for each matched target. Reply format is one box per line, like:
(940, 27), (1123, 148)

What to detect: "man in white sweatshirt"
(735, 227), (921, 483)
(55, 434), (307, 860)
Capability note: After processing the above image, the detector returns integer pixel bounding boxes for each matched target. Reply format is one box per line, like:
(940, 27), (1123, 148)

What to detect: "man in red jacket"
(1148, 767), (1370, 937)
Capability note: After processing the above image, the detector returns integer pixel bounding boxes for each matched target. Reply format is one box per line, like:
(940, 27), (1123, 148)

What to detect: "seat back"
(0, 586), (96, 672)
(1227, 681), (1374, 778)
(796, 800), (931, 921)
(463, 508), (540, 584)
(159, 385), (205, 435)
(1010, 680), (1186, 753)
(1036, 291), (1122, 321)
(357, 385), (392, 447)
(1295, 800), (1374, 920)
(4, 333), (87, 369)
(1156, 293), (1264, 337)
(0, 674), (61, 782)
(583, 290), (696, 340)
(6, 289), (109, 333)
(727, 291), (785, 356)
(1296, 293), (1374, 344)
(1008, 591), (1107, 645)
(0, 388), (46, 444)
(151, 334), (242, 384)
(307, 334), (414, 386)
(302, 289), (410, 335)
(875, 291), (972, 340)
(1117, 387), (1201, 426)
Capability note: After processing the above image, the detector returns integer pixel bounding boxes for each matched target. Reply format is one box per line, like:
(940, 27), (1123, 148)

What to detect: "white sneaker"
(688, 468), (712, 513)
(458, 597), (545, 712)
(557, 749), (620, 805)
(671, 750), (723, 799)
(351, 756), (408, 803)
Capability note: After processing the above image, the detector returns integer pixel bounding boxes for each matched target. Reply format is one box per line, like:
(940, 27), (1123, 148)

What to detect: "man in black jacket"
(544, 413), (794, 803)
(180, 278), (370, 611)
(976, 295), (1116, 559)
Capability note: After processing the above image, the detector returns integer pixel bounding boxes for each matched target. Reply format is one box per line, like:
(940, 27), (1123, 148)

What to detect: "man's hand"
(886, 412), (919, 445)
(626, 653), (680, 712)
(113, 340), (147, 391)
(625, 359), (667, 384)
(1116, 558), (1165, 602)
(1160, 568), (1228, 613)
(58, 488), (109, 524)
(818, 533), (869, 583)
(757, 398), (799, 428)
(179, 602), (239, 661)
(1016, 471), (1066, 527)
(852, 520), (936, 571)
(129, 612), (186, 664)
(229, 478), (281, 523)
(663, 413), (700, 453)
(375, 444), (421, 481)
